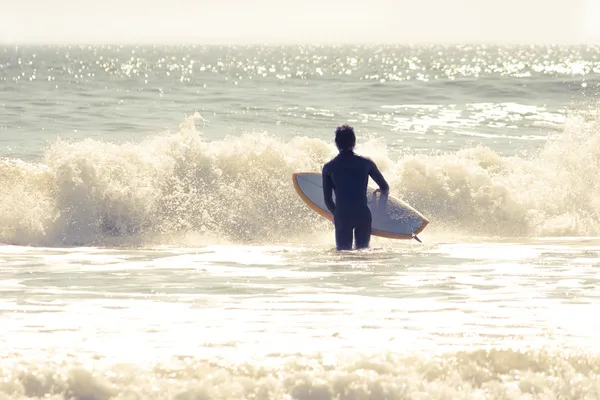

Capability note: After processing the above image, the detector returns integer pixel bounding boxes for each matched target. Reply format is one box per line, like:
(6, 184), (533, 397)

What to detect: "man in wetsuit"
(322, 124), (390, 250)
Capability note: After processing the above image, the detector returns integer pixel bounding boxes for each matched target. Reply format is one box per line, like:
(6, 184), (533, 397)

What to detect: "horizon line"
(2, 40), (599, 46)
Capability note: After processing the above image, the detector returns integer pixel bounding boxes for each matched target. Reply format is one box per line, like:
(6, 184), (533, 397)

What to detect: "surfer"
(322, 124), (389, 250)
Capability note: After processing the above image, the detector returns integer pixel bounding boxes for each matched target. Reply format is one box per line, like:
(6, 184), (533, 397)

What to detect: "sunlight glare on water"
(1, 43), (600, 399)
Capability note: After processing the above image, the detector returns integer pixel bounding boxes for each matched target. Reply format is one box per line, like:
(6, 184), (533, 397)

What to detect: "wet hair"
(334, 124), (356, 151)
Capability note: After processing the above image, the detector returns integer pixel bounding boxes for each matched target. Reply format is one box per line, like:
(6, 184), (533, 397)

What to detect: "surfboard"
(292, 172), (429, 240)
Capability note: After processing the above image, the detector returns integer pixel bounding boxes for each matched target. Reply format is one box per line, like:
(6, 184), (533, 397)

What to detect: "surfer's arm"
(368, 161), (390, 193)
(322, 166), (336, 214)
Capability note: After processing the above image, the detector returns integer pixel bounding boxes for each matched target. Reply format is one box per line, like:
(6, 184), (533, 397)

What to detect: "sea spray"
(1, 111), (600, 246)
(0, 119), (334, 245)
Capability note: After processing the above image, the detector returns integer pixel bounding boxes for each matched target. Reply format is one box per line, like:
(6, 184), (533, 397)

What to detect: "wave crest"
(1, 111), (600, 246)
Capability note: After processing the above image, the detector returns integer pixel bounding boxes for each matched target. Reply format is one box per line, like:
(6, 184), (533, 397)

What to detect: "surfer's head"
(334, 124), (356, 151)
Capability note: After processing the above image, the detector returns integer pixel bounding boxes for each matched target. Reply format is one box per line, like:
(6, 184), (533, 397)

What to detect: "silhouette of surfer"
(322, 124), (389, 250)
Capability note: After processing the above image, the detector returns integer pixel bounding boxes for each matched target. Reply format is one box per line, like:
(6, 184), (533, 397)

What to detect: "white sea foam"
(1, 349), (600, 399)
(0, 110), (599, 246)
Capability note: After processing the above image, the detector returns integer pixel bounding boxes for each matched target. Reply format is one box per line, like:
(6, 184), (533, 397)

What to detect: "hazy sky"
(1, 0), (598, 44)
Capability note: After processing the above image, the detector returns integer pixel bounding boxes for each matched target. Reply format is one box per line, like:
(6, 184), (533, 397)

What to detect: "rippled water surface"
(1, 45), (600, 399)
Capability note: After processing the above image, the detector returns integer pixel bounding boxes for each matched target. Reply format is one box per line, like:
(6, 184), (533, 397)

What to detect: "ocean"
(1, 44), (600, 399)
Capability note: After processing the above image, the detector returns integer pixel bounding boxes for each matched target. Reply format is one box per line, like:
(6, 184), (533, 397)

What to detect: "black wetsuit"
(322, 150), (389, 250)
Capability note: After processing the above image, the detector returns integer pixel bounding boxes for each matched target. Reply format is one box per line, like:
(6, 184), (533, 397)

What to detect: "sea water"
(1, 44), (600, 399)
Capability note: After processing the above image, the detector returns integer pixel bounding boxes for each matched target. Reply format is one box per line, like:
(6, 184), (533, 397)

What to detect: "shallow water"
(2, 238), (600, 398)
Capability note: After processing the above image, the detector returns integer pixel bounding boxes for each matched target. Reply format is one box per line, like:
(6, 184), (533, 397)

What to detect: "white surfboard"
(292, 172), (429, 240)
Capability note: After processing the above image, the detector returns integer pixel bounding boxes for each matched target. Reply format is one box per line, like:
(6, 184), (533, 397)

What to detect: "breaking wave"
(2, 349), (600, 399)
(1, 111), (600, 246)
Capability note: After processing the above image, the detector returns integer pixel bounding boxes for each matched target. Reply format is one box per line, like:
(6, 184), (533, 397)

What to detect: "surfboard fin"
(412, 235), (422, 243)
